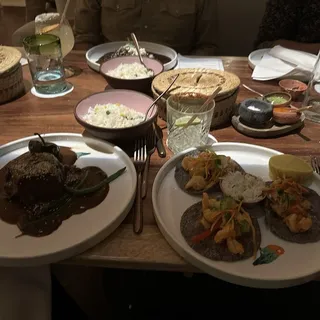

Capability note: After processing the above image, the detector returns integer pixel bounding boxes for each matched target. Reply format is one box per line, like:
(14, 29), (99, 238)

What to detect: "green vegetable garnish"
(106, 111), (111, 115)
(65, 167), (126, 195)
(240, 220), (250, 233)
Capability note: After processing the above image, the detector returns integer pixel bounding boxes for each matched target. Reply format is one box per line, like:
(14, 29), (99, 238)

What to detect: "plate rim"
(86, 41), (178, 72)
(0, 133), (137, 267)
(152, 142), (320, 288)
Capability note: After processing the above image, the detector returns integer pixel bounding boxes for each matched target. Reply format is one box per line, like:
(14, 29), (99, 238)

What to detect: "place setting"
(1, 26), (320, 291)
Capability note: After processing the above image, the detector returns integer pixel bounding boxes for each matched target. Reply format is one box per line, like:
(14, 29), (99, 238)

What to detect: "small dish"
(239, 98), (273, 126)
(273, 107), (302, 125)
(74, 89), (158, 141)
(100, 56), (163, 93)
(279, 79), (308, 100)
(263, 91), (292, 108)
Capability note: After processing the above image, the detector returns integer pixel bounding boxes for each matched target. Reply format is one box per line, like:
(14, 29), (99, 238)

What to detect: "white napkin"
(0, 266), (51, 320)
(252, 46), (317, 81)
(176, 54), (224, 70)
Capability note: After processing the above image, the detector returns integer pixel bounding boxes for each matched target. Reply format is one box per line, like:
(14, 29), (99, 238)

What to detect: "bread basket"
(0, 46), (25, 105)
(152, 68), (241, 128)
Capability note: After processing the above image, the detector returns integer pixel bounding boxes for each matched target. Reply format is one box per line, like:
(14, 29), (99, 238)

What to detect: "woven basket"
(151, 68), (240, 128)
(0, 46), (25, 105)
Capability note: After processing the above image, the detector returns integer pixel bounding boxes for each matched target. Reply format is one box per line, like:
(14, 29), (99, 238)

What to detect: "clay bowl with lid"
(100, 56), (163, 93)
(151, 68), (241, 128)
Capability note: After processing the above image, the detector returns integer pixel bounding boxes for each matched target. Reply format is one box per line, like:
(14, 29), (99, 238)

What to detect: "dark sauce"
(97, 51), (171, 65)
(0, 147), (109, 237)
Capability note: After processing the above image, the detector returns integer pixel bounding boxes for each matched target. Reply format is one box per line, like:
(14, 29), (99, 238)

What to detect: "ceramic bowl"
(74, 89), (158, 141)
(279, 79), (308, 100)
(239, 98), (273, 125)
(272, 107), (302, 125)
(263, 91), (292, 108)
(100, 56), (164, 93)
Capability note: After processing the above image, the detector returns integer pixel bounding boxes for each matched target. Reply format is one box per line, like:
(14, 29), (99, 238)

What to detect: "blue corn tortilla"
(175, 150), (244, 195)
(180, 200), (261, 262)
(264, 186), (320, 244)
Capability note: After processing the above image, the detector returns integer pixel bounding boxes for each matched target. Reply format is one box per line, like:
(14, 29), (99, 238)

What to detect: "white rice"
(83, 103), (145, 128)
(107, 62), (154, 79)
(220, 171), (266, 202)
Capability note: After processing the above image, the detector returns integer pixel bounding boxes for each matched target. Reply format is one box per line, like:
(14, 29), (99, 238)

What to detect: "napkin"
(176, 54), (224, 70)
(0, 266), (51, 320)
(252, 46), (317, 81)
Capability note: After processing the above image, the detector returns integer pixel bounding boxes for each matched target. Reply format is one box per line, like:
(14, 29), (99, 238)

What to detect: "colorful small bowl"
(74, 89), (158, 141)
(100, 56), (164, 93)
(263, 91), (292, 108)
(273, 107), (301, 125)
(279, 79), (308, 100)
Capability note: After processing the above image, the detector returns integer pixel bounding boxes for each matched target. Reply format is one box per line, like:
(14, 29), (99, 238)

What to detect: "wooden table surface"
(1, 51), (320, 272)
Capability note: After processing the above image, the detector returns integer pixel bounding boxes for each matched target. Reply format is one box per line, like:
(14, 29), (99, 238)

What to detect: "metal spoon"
(143, 74), (179, 121)
(242, 84), (264, 97)
(130, 33), (153, 74)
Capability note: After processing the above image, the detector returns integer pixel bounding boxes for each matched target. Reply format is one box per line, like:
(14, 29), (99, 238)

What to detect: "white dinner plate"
(152, 143), (320, 288)
(248, 48), (270, 70)
(86, 41), (178, 72)
(0, 133), (136, 267)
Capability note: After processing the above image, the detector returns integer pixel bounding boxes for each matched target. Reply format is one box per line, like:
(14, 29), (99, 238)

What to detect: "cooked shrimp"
(185, 175), (206, 190)
(227, 238), (244, 255)
(285, 214), (312, 233)
(203, 209), (222, 223)
(214, 222), (236, 243)
(182, 156), (194, 171)
(202, 193), (210, 211)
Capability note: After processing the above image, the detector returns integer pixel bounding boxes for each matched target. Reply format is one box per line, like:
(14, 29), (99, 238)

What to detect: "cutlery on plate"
(311, 157), (320, 174)
(153, 122), (166, 158)
(143, 74), (179, 121)
(133, 138), (147, 234)
(142, 128), (156, 199)
(130, 33), (153, 75)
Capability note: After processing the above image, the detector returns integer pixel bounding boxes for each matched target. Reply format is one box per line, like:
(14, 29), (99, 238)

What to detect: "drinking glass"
(166, 93), (214, 154)
(35, 13), (79, 78)
(302, 52), (320, 123)
(23, 34), (67, 94)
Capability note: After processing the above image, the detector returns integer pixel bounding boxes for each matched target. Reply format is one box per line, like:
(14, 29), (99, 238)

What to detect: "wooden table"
(1, 51), (320, 272)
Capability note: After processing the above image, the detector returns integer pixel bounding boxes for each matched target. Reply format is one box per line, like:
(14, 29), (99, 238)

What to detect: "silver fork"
(311, 157), (320, 174)
(133, 138), (147, 234)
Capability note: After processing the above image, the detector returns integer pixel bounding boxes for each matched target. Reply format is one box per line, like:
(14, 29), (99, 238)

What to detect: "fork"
(133, 138), (147, 234)
(311, 157), (320, 174)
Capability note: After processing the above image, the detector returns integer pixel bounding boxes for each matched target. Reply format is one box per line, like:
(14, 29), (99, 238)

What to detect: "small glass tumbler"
(166, 93), (214, 154)
(23, 34), (67, 94)
(302, 52), (320, 123)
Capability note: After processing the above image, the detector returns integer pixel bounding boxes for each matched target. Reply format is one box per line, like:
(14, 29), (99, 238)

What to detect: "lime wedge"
(175, 116), (201, 127)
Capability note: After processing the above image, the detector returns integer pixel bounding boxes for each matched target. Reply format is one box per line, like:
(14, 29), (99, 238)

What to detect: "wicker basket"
(0, 46), (25, 105)
(151, 68), (241, 128)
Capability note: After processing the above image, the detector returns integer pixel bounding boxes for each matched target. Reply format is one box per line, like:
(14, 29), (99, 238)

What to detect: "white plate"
(152, 143), (320, 288)
(248, 48), (270, 69)
(0, 133), (136, 267)
(86, 41), (178, 72)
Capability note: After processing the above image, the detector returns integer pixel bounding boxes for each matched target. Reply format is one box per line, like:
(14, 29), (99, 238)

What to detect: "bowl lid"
(0, 46), (22, 74)
(152, 68), (240, 98)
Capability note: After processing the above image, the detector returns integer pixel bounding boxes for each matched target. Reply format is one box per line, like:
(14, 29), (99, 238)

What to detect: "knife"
(153, 123), (166, 158)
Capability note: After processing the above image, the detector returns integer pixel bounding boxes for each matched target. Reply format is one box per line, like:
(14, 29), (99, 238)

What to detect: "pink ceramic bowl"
(100, 56), (164, 93)
(74, 89), (158, 141)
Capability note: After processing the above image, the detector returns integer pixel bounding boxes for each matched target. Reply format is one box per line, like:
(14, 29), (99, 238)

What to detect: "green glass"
(23, 34), (67, 94)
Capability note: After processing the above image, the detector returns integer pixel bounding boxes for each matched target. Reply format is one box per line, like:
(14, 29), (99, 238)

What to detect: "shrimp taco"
(264, 179), (320, 243)
(180, 193), (261, 262)
(175, 150), (244, 195)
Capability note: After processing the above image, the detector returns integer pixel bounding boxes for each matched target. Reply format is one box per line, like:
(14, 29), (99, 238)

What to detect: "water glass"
(23, 34), (67, 94)
(303, 52), (320, 123)
(166, 93), (214, 154)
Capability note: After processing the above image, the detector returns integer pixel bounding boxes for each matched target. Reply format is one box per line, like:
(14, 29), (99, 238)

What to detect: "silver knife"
(153, 123), (166, 158)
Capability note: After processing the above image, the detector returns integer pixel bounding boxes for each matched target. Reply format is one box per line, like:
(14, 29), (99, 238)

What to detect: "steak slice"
(4, 152), (65, 205)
